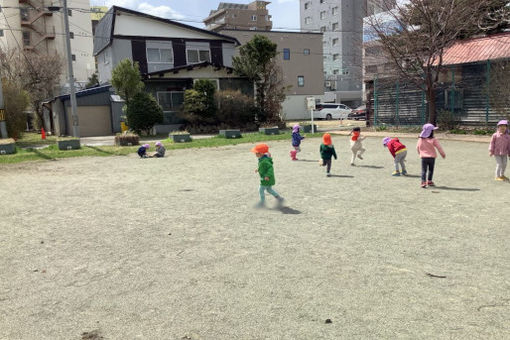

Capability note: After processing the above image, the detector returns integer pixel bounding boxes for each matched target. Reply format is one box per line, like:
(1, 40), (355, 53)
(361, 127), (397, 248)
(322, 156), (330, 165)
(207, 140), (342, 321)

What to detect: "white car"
(313, 103), (352, 120)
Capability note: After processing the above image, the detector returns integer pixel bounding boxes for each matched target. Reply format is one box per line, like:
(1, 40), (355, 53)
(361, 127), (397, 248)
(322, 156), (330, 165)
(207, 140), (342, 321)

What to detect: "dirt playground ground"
(1, 136), (509, 339)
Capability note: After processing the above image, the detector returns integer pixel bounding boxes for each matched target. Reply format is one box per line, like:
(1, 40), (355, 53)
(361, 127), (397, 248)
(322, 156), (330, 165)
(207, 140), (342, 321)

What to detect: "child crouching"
(383, 137), (408, 176)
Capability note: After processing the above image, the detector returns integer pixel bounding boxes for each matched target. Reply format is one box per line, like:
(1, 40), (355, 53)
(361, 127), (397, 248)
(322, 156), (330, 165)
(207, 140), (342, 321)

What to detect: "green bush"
(126, 92), (163, 135)
(3, 81), (29, 139)
(215, 90), (257, 128)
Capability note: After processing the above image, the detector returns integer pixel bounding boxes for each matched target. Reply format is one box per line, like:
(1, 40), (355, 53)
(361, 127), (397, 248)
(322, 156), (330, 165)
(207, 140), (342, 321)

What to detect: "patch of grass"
(0, 131), (324, 164)
(15, 132), (58, 147)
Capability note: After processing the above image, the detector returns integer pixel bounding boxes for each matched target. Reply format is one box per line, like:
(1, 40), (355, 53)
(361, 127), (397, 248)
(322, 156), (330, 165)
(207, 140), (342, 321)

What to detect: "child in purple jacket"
(290, 124), (305, 161)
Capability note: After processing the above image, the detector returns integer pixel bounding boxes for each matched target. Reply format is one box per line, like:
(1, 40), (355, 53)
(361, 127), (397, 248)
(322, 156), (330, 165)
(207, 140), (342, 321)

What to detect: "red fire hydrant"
(41, 127), (46, 140)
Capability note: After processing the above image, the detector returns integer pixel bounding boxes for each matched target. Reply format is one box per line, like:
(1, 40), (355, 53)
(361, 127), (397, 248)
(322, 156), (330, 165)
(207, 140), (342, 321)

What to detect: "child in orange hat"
(319, 133), (337, 177)
(251, 143), (284, 208)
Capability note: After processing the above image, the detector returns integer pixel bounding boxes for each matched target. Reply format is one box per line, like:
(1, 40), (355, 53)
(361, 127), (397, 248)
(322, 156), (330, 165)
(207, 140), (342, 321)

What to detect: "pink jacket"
(417, 138), (445, 158)
(489, 132), (510, 156)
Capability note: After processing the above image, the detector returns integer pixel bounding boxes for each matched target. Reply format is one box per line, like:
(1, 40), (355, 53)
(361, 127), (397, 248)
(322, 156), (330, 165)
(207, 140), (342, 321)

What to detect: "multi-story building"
(0, 0), (95, 90)
(204, 1), (272, 32)
(220, 29), (324, 120)
(300, 0), (389, 107)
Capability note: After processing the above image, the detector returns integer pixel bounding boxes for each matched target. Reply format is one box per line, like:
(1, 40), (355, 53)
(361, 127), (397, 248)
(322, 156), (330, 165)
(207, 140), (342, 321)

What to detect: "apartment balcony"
(23, 26), (55, 51)
(21, 10), (53, 28)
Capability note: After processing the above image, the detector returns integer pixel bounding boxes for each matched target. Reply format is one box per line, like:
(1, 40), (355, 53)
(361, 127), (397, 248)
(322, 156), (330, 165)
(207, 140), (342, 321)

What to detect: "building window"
(298, 76), (304, 87)
(147, 47), (174, 63)
(320, 26), (326, 32)
(333, 54), (340, 61)
(342, 69), (349, 75)
(251, 15), (257, 21)
(157, 91), (185, 114)
(332, 7), (339, 15)
(71, 54), (76, 61)
(304, 17), (312, 24)
(249, 27), (257, 30)
(320, 11), (326, 19)
(333, 69), (339, 75)
(283, 48), (290, 60)
(303, 48), (310, 55)
(320, 0), (324, 3)
(332, 38), (339, 46)
(0, 29), (3, 37)
(187, 49), (210, 63)
(68, 9), (72, 16)
(22, 31), (30, 46)
(70, 32), (74, 39)
(332, 22), (338, 31)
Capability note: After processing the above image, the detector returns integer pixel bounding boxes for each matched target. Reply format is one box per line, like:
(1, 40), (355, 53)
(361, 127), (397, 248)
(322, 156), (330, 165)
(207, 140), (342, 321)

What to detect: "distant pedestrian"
(383, 137), (408, 176)
(417, 124), (446, 188)
(350, 127), (366, 166)
(319, 133), (337, 177)
(251, 143), (284, 208)
(290, 124), (305, 161)
(137, 144), (150, 158)
(489, 120), (510, 181)
(150, 141), (166, 158)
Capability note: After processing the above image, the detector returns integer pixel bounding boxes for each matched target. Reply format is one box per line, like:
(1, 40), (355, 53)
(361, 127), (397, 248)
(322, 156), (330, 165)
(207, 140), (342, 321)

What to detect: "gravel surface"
(1, 136), (509, 339)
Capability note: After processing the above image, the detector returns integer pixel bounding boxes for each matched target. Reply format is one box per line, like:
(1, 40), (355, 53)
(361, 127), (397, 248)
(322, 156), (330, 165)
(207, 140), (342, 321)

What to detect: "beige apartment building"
(205, 1), (272, 32)
(0, 0), (95, 90)
(220, 29), (324, 120)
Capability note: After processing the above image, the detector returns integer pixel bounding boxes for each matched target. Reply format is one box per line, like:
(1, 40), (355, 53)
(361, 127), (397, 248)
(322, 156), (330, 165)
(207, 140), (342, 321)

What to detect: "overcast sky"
(89, 0), (302, 30)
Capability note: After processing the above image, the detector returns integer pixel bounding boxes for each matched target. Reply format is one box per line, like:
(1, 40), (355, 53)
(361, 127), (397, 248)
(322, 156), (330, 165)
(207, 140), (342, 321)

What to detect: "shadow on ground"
(433, 186), (480, 192)
(356, 165), (384, 169)
(275, 206), (302, 214)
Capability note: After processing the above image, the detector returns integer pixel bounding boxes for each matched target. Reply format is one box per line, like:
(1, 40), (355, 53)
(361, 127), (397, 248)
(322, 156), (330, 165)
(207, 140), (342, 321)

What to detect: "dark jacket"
(320, 144), (337, 160)
(292, 132), (305, 147)
(137, 146), (147, 158)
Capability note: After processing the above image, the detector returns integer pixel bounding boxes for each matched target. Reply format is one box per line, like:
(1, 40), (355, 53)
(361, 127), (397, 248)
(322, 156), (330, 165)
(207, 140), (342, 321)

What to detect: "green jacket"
(320, 144), (337, 160)
(258, 155), (275, 186)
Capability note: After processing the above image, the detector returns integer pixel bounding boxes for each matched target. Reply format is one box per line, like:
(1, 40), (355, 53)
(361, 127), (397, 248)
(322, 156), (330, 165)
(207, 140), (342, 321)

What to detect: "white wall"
(222, 43), (235, 67)
(97, 46), (113, 83)
(281, 95), (312, 121)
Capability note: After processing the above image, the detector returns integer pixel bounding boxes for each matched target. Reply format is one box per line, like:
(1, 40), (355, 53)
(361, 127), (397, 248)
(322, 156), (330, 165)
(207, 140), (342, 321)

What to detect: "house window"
(332, 38), (339, 46)
(303, 48), (310, 55)
(71, 54), (76, 61)
(304, 17), (312, 24)
(283, 48), (290, 60)
(333, 54), (340, 61)
(332, 22), (338, 31)
(147, 47), (174, 63)
(251, 15), (257, 21)
(187, 49), (210, 63)
(70, 32), (74, 39)
(249, 27), (257, 30)
(157, 91), (185, 112)
(332, 6), (339, 15)
(320, 11), (326, 19)
(297, 76), (304, 87)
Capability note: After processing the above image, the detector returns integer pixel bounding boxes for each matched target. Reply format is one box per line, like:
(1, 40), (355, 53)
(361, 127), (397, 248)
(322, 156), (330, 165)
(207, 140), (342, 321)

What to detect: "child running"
(489, 120), (510, 181)
(350, 127), (366, 166)
(290, 124), (305, 160)
(417, 124), (446, 188)
(320, 133), (337, 177)
(251, 143), (284, 208)
(383, 137), (408, 176)
(137, 144), (150, 158)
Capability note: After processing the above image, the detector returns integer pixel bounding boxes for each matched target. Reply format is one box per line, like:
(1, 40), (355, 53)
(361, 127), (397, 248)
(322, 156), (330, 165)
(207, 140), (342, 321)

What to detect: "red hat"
(251, 143), (269, 154)
(323, 133), (332, 145)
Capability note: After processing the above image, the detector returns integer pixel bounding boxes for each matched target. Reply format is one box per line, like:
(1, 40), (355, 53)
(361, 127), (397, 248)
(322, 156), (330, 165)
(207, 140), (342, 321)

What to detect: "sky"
(89, 0), (302, 31)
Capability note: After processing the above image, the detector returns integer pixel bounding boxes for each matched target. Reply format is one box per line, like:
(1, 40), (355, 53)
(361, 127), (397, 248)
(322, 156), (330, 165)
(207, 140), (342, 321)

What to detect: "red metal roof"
(441, 32), (510, 66)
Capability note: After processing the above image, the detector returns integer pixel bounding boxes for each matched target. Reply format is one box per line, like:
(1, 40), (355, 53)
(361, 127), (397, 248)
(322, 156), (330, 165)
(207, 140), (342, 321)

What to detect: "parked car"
(348, 105), (367, 120)
(313, 103), (352, 120)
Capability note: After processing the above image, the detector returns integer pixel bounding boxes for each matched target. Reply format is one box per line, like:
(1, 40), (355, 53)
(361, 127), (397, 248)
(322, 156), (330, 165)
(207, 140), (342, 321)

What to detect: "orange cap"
(251, 143), (269, 154)
(323, 133), (332, 145)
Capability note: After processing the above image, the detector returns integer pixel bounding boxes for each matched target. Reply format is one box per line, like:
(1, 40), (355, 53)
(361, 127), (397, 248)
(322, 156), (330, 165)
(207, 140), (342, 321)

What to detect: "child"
(417, 124), (446, 188)
(290, 124), (305, 160)
(251, 143), (284, 208)
(150, 141), (166, 158)
(137, 144), (150, 158)
(320, 133), (337, 177)
(350, 127), (366, 166)
(489, 120), (510, 181)
(383, 137), (408, 176)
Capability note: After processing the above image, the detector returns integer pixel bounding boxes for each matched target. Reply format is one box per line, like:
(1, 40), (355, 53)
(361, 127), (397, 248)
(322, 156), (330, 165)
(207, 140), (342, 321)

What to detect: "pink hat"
(382, 137), (391, 146)
(155, 141), (162, 147)
(419, 123), (438, 138)
(497, 120), (508, 126)
(143, 144), (150, 149)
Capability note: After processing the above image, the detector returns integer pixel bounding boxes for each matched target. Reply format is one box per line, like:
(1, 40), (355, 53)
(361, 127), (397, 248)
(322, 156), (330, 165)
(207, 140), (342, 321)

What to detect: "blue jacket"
(137, 146), (147, 157)
(292, 132), (305, 146)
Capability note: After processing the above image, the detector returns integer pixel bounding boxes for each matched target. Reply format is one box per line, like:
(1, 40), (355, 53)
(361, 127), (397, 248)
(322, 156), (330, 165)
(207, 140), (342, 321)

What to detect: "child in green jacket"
(320, 133), (338, 177)
(251, 143), (284, 208)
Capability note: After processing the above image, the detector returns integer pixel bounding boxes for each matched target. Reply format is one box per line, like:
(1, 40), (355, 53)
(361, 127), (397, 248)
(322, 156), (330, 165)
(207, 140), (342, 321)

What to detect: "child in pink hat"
(417, 124), (446, 188)
(489, 120), (510, 181)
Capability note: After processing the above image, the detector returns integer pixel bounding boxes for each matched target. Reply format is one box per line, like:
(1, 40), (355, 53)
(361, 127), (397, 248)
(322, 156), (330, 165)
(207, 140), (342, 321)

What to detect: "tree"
(125, 92), (163, 135)
(367, 0), (502, 124)
(0, 49), (62, 129)
(86, 73), (100, 88)
(111, 59), (144, 104)
(233, 35), (287, 124)
(193, 79), (217, 121)
(3, 81), (29, 139)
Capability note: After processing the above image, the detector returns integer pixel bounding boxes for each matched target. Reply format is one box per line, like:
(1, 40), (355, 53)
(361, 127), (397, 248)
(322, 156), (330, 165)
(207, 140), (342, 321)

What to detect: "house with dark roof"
(93, 6), (252, 132)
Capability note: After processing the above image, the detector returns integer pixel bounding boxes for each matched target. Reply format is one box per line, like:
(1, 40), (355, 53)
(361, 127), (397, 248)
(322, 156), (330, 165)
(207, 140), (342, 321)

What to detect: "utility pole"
(62, 0), (80, 137)
(0, 78), (8, 138)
